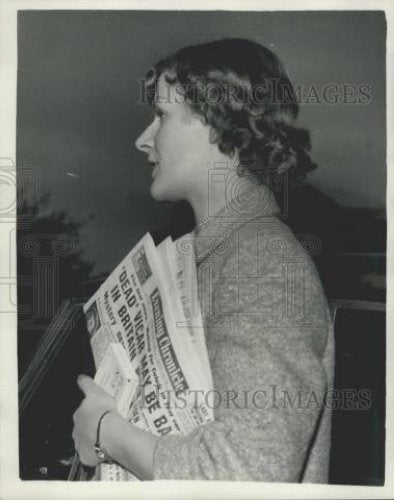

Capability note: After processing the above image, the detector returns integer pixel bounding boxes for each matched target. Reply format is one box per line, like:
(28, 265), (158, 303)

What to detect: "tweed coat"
(153, 186), (335, 482)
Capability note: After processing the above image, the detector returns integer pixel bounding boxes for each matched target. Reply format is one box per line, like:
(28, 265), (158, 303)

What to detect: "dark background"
(17, 10), (386, 276)
(16, 10), (386, 484)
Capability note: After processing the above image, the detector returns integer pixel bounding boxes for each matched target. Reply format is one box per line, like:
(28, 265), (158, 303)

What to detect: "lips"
(148, 160), (159, 178)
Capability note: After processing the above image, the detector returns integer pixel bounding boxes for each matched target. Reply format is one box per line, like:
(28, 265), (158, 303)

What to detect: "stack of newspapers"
(83, 233), (213, 480)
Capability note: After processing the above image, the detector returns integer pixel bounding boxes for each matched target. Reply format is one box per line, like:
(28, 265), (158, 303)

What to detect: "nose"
(135, 119), (157, 154)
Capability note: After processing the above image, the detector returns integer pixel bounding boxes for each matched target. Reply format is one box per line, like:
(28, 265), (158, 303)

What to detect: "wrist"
(94, 410), (117, 463)
(98, 410), (123, 462)
(99, 411), (157, 479)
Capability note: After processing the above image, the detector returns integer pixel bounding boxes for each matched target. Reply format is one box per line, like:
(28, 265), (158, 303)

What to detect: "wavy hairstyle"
(143, 38), (317, 188)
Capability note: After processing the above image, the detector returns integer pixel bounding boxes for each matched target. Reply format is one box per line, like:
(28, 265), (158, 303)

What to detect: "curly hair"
(144, 38), (317, 188)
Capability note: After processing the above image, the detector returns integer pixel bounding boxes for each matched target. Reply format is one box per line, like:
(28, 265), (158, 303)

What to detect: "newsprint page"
(0, 1), (393, 499)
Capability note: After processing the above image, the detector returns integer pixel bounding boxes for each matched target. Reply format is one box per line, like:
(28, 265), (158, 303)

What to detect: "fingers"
(72, 436), (97, 467)
(71, 416), (98, 467)
(77, 374), (98, 396)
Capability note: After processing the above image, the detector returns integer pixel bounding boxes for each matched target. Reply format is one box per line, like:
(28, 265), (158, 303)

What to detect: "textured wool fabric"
(153, 186), (334, 482)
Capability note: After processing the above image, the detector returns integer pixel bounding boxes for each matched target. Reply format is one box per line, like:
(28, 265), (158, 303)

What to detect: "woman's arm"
(152, 320), (329, 481)
(101, 410), (157, 479)
(72, 375), (157, 480)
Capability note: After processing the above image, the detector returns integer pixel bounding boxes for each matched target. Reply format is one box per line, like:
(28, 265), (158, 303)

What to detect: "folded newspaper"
(83, 232), (213, 480)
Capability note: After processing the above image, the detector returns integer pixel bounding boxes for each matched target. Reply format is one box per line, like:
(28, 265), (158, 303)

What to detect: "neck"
(188, 192), (213, 227)
(188, 173), (262, 227)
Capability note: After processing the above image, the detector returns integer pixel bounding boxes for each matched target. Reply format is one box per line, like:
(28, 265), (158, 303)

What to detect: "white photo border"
(0, 1), (392, 499)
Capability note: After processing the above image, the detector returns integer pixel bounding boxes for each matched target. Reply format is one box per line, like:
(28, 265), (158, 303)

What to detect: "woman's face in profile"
(135, 74), (218, 204)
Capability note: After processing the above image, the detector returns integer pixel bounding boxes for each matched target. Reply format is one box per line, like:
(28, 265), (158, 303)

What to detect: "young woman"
(72, 38), (334, 482)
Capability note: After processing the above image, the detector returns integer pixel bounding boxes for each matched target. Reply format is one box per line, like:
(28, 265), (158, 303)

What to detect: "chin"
(150, 182), (182, 202)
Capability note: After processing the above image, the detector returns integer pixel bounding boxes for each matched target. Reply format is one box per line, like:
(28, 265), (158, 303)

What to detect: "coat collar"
(193, 184), (280, 265)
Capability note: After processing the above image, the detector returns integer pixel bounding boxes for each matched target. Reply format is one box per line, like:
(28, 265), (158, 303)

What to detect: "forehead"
(155, 74), (182, 106)
(154, 74), (201, 126)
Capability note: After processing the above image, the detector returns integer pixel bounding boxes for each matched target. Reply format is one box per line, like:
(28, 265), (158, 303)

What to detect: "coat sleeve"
(152, 238), (331, 481)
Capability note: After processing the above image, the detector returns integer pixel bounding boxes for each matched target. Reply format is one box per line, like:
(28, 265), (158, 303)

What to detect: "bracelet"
(94, 410), (113, 463)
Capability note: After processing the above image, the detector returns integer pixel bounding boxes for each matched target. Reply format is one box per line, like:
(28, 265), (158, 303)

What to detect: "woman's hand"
(72, 374), (117, 467)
